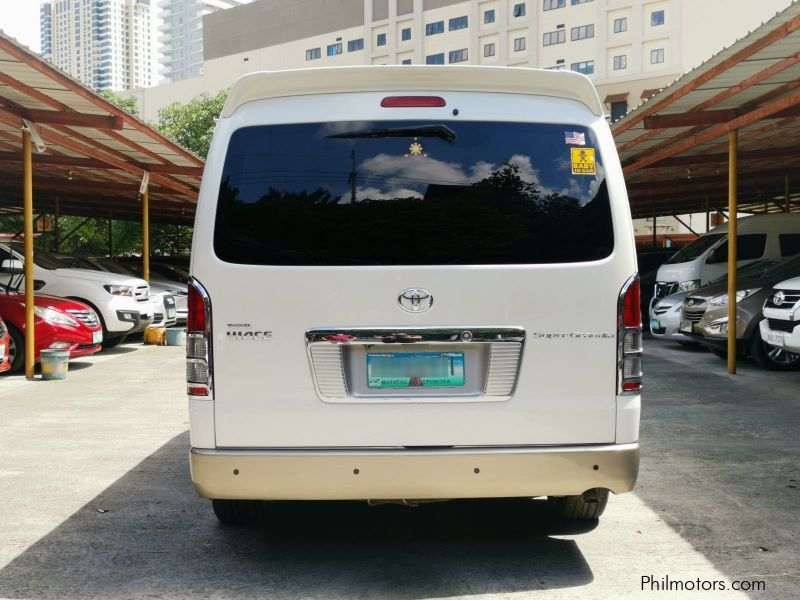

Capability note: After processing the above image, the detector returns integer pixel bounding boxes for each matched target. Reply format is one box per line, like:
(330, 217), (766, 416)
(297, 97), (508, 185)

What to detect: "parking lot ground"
(0, 340), (797, 599)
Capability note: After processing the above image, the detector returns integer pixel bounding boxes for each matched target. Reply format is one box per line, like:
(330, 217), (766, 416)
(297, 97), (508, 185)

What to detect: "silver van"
(187, 66), (641, 524)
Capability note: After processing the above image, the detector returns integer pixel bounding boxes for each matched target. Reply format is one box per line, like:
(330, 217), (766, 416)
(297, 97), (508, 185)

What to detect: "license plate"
(766, 330), (785, 347)
(92, 330), (103, 344)
(167, 308), (176, 318)
(680, 319), (693, 333)
(650, 318), (661, 330)
(367, 351), (465, 389)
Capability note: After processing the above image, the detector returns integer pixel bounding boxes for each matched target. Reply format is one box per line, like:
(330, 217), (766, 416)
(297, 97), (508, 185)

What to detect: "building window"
(484, 43), (496, 57)
(651, 10), (665, 26)
(484, 9), (495, 24)
(571, 24), (594, 41)
(305, 47), (321, 60)
(571, 0), (593, 4)
(327, 43), (342, 56)
(613, 54), (627, 70)
(543, 0), (565, 11)
(547, 64), (566, 70)
(613, 17), (627, 33)
(651, 48), (665, 64)
(449, 48), (468, 63)
(376, 32), (386, 46)
(401, 27), (411, 41)
(543, 29), (566, 46)
(610, 101), (628, 121)
(449, 16), (468, 30)
(571, 60), (594, 74)
(514, 37), (526, 52)
(513, 3), (526, 17)
(402, 58), (412, 64)
(426, 52), (445, 64)
(347, 38), (364, 52)
(426, 21), (444, 35)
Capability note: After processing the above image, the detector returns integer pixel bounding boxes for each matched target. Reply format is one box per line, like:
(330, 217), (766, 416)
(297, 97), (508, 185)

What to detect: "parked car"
(0, 316), (10, 372)
(760, 274), (800, 356)
(150, 292), (177, 328)
(188, 66), (641, 524)
(680, 255), (800, 369)
(653, 213), (800, 301)
(0, 243), (152, 347)
(51, 254), (187, 326)
(0, 286), (103, 374)
(638, 248), (677, 322)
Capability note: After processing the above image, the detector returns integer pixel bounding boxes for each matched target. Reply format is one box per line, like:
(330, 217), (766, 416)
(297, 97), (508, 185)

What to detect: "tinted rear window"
(214, 120), (613, 265)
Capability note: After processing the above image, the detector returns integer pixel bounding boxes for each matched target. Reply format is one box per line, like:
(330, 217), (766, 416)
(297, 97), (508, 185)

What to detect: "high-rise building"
(128, 0), (794, 121)
(158, 0), (253, 83)
(40, 0), (155, 92)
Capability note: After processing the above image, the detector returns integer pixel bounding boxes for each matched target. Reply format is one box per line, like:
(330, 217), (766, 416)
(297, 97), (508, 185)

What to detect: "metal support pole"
(705, 195), (710, 231)
(142, 186), (149, 282)
(786, 174), (791, 213)
(107, 211), (113, 257)
(727, 130), (738, 375)
(22, 129), (35, 380)
(652, 213), (657, 248)
(54, 197), (60, 251)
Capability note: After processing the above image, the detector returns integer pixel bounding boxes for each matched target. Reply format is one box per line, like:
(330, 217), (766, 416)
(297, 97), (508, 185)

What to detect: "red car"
(0, 317), (10, 372)
(0, 291), (103, 374)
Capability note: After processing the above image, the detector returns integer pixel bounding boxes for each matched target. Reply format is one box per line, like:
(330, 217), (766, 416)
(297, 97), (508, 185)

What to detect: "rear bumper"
(190, 443), (639, 501)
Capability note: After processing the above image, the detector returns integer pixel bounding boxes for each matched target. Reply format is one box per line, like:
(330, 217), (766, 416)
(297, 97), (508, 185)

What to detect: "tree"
(100, 89), (139, 117)
(156, 89), (228, 159)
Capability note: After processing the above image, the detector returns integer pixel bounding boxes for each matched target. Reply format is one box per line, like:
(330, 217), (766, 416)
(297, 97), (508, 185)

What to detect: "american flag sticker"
(564, 131), (586, 145)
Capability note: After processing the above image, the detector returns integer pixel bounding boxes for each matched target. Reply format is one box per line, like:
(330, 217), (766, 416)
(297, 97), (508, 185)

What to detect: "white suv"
(761, 275), (800, 353)
(187, 66), (641, 524)
(0, 244), (152, 345)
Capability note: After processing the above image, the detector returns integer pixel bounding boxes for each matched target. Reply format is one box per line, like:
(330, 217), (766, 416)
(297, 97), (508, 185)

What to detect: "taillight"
(187, 279), (212, 398)
(618, 276), (642, 394)
(381, 96), (446, 108)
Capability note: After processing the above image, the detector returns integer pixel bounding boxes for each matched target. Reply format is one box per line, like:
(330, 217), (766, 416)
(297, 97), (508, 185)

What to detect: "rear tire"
(749, 330), (800, 370)
(102, 334), (127, 349)
(211, 499), (268, 525)
(548, 488), (609, 520)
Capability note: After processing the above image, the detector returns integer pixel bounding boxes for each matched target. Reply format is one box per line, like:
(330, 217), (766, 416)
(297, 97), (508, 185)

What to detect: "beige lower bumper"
(190, 443), (639, 500)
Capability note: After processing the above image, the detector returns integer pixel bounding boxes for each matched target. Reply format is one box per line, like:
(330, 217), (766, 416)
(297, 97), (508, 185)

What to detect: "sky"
(0, 1), (42, 53)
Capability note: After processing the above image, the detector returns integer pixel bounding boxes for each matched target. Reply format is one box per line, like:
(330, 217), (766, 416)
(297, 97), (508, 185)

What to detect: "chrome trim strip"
(305, 326), (525, 345)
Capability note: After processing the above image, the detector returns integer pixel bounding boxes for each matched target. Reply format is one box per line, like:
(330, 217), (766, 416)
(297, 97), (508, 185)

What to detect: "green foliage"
(156, 89), (228, 159)
(100, 89), (139, 117)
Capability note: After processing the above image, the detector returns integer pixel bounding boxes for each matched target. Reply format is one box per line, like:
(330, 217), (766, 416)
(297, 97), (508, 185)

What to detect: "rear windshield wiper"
(328, 124), (456, 143)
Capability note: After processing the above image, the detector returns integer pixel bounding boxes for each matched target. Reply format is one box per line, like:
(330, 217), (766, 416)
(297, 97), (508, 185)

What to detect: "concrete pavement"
(0, 339), (795, 598)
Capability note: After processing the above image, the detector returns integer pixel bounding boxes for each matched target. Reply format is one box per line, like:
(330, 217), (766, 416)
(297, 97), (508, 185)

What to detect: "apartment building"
(40, 0), (154, 92)
(127, 0), (793, 121)
(158, 0), (253, 83)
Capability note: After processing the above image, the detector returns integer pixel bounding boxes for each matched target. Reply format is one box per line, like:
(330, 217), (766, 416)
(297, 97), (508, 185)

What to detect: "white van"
(653, 213), (800, 303)
(187, 66), (642, 524)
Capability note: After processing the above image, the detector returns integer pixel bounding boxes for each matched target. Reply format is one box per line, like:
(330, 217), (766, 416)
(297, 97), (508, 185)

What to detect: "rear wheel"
(749, 330), (800, 370)
(548, 488), (609, 520)
(5, 324), (25, 374)
(211, 499), (268, 525)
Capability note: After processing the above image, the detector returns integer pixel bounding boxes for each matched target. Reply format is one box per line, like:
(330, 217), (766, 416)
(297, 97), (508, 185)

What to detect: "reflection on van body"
(188, 66), (641, 525)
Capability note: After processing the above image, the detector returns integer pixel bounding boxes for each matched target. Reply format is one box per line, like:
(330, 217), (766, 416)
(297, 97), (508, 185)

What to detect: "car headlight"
(677, 279), (701, 292)
(708, 288), (762, 307)
(103, 284), (134, 296)
(704, 317), (728, 335)
(33, 306), (80, 326)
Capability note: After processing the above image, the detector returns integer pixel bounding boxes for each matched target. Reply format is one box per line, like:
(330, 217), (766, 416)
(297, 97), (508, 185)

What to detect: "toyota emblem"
(398, 288), (433, 313)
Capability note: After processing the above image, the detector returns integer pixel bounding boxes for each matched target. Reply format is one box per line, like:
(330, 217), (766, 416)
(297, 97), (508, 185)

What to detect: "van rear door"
(196, 93), (632, 449)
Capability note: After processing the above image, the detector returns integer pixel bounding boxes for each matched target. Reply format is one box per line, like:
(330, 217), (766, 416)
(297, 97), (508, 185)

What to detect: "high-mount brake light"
(381, 96), (446, 108)
(617, 276), (643, 394)
(187, 279), (213, 398)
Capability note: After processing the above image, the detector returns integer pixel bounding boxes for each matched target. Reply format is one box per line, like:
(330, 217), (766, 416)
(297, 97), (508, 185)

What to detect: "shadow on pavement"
(0, 432), (595, 599)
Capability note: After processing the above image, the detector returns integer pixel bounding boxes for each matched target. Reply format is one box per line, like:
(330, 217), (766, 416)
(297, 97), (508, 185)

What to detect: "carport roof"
(612, 1), (800, 220)
(0, 32), (203, 225)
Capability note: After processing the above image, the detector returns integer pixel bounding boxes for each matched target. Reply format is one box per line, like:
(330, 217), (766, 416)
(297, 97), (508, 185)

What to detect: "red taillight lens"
(623, 279), (641, 328)
(381, 96), (446, 108)
(187, 281), (206, 333)
(618, 275), (643, 394)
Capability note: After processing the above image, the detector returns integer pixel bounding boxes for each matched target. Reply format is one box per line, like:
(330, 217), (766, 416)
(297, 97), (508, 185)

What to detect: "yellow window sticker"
(571, 147), (596, 175)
